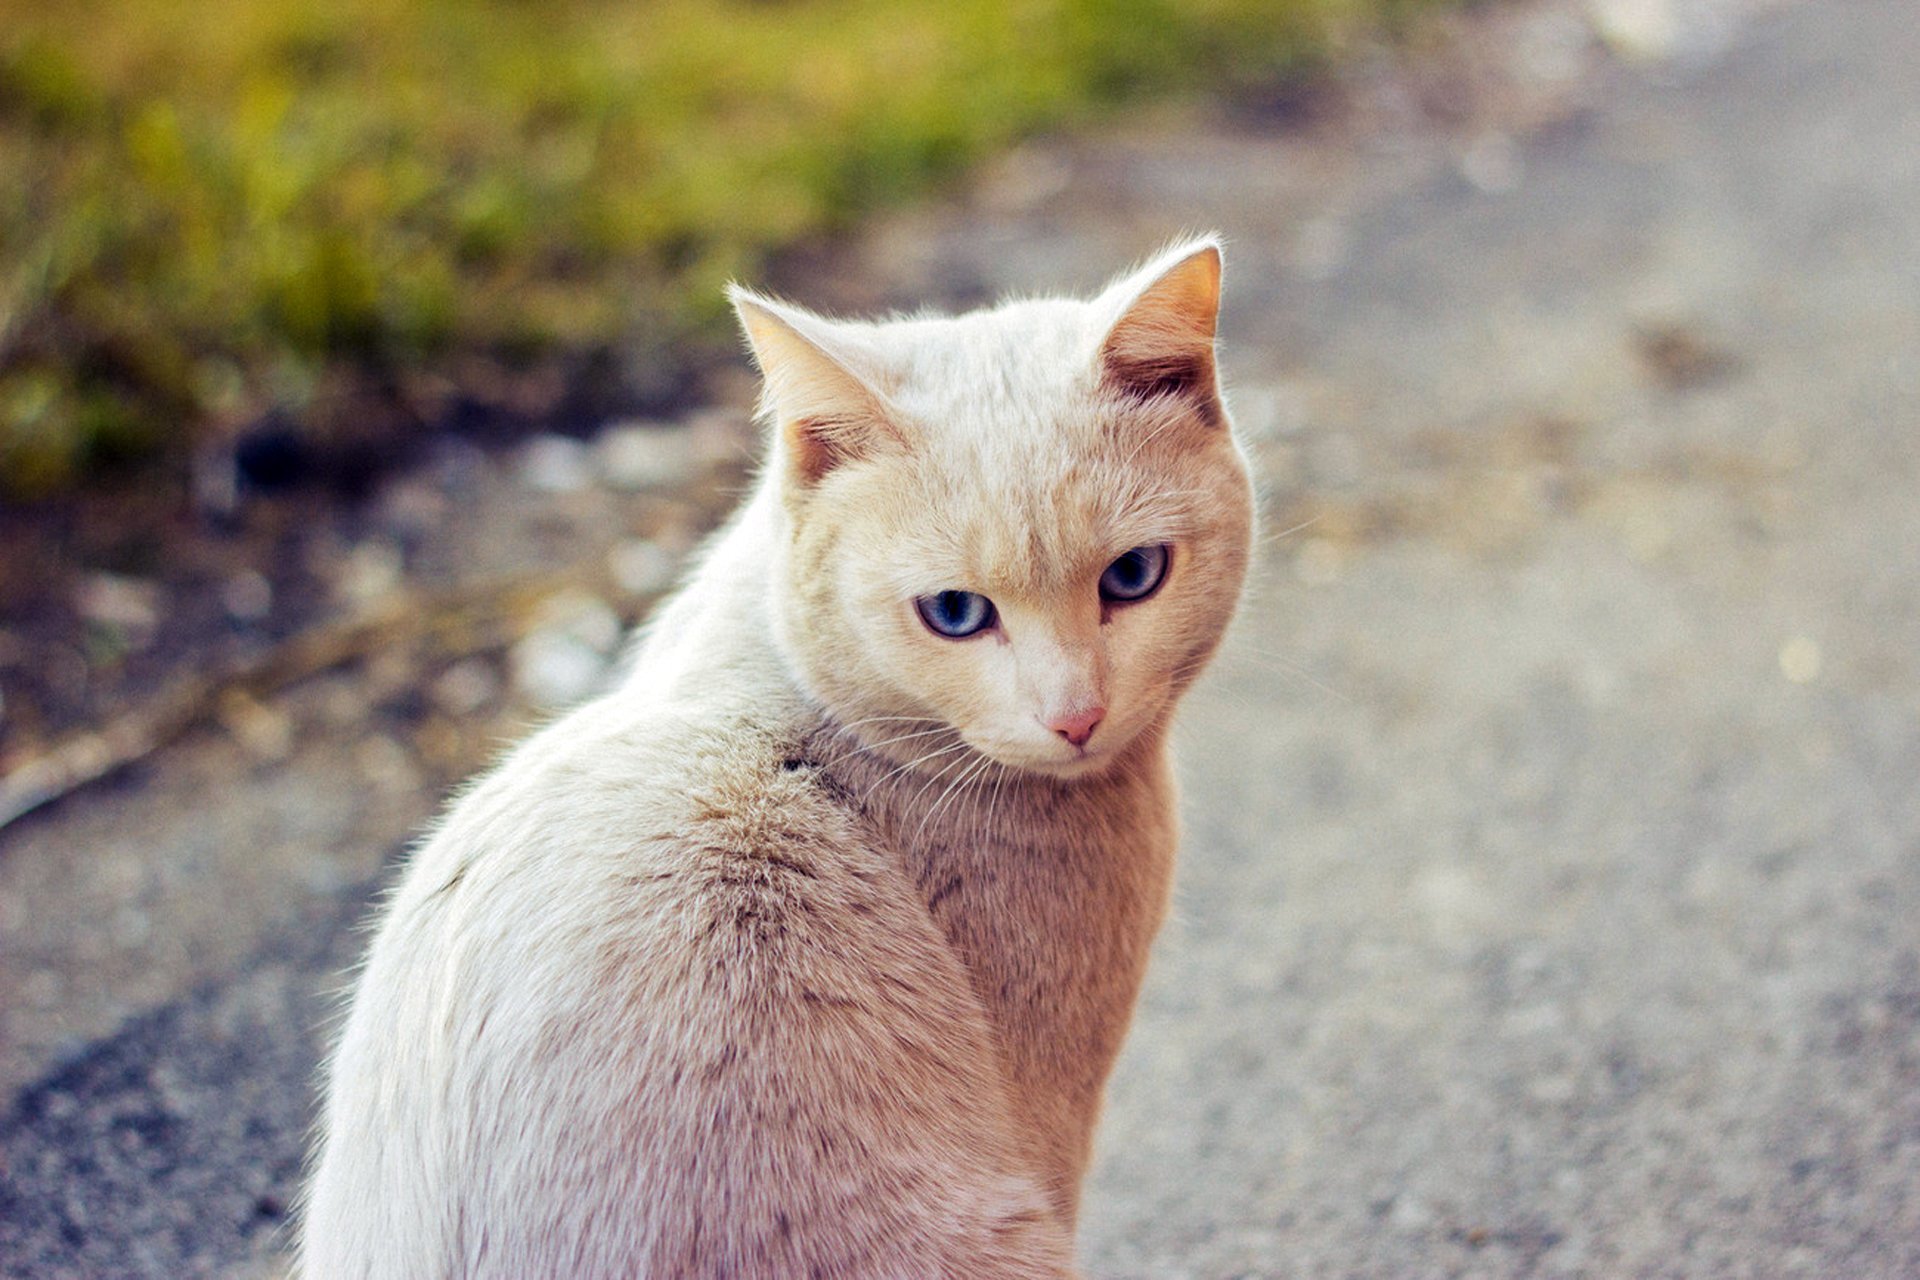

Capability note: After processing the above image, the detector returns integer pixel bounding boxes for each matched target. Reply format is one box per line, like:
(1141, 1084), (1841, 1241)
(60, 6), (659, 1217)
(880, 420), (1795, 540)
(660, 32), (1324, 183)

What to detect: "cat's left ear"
(1095, 236), (1224, 422)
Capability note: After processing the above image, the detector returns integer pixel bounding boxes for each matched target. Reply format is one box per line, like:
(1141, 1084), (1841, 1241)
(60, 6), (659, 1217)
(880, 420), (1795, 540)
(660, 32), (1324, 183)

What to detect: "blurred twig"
(0, 566), (641, 837)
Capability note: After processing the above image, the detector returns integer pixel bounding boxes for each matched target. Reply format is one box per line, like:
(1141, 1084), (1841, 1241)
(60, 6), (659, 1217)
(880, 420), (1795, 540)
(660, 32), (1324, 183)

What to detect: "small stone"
(534, 591), (624, 655)
(336, 540), (404, 608)
(221, 570), (274, 622)
(1634, 322), (1739, 390)
(1779, 636), (1821, 684)
(218, 690), (294, 762)
(379, 479), (451, 539)
(510, 591), (626, 709)
(1515, 8), (1593, 85)
(431, 659), (500, 717)
(1528, 1073), (1578, 1103)
(1231, 383), (1310, 442)
(74, 574), (160, 633)
(1459, 132), (1522, 195)
(1587, 0), (1678, 61)
(1388, 1195), (1434, 1232)
(1621, 506), (1672, 562)
(609, 539), (682, 597)
(594, 422), (701, 492)
(519, 434), (595, 494)
(354, 734), (420, 792)
(112, 905), (151, 950)
(512, 631), (611, 710)
(1295, 538), (1342, 586)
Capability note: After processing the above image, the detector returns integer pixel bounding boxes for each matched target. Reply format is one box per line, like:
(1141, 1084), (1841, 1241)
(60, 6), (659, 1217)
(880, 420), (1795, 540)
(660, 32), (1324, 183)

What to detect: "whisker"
(1259, 513), (1323, 546)
(857, 741), (971, 805)
(1173, 645), (1352, 705)
(831, 714), (943, 734)
(912, 753), (995, 849)
(899, 748), (981, 823)
(833, 726), (953, 759)
(980, 763), (1010, 847)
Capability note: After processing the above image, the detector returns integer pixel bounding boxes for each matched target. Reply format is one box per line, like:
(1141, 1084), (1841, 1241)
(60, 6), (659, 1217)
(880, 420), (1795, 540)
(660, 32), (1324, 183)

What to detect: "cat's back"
(304, 689), (1068, 1278)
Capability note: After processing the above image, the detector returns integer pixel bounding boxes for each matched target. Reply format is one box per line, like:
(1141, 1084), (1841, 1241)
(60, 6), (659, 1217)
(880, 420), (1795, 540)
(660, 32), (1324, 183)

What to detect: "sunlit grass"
(0, 0), (1439, 495)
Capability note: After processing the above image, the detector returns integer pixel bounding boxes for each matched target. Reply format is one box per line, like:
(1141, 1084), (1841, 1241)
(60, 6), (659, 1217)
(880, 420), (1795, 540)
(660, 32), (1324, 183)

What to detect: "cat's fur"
(299, 238), (1254, 1277)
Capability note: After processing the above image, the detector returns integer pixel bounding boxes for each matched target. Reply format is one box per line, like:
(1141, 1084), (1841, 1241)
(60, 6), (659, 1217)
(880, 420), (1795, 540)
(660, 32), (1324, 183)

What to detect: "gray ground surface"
(5, 0), (1918, 1274)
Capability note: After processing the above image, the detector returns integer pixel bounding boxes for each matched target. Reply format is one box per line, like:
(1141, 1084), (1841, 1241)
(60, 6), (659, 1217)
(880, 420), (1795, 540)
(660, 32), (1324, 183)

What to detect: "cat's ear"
(1095, 236), (1225, 422)
(729, 286), (904, 486)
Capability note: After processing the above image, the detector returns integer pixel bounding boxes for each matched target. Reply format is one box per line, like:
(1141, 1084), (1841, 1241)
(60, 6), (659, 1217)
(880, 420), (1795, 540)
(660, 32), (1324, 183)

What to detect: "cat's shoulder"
(390, 689), (852, 925)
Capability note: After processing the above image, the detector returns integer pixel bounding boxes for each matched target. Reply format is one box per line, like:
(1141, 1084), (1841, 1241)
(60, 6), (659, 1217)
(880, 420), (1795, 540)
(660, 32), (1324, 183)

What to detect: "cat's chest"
(889, 772), (1175, 993)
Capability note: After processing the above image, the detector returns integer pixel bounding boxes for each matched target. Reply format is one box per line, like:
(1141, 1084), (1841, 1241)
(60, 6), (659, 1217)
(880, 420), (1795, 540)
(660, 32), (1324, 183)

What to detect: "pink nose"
(1049, 706), (1106, 748)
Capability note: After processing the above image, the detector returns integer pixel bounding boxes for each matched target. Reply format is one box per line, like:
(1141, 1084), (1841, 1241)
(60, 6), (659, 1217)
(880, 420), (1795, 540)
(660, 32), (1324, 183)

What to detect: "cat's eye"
(1099, 544), (1171, 604)
(916, 590), (997, 639)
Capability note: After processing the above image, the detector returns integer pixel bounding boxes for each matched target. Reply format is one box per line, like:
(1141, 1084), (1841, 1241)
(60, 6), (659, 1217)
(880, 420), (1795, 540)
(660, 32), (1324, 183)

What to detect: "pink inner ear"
(1106, 349), (1210, 402)
(1102, 344), (1221, 426)
(786, 412), (875, 485)
(1098, 243), (1224, 419)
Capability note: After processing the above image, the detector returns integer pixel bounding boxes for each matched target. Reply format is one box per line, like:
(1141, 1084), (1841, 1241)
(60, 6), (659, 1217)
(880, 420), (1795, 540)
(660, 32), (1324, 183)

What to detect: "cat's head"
(733, 237), (1253, 779)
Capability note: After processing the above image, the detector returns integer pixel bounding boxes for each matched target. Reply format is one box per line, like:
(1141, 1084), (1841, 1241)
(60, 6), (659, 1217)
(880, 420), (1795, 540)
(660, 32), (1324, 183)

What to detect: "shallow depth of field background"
(0, 0), (1432, 498)
(5, 0), (1919, 1275)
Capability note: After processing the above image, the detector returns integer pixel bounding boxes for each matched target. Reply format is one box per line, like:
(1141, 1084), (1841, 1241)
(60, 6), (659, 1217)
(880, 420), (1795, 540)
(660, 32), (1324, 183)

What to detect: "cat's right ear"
(1095, 236), (1225, 424)
(729, 287), (905, 487)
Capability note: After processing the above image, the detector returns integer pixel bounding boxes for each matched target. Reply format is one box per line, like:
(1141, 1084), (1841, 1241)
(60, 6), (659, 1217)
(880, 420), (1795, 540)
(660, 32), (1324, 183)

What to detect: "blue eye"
(916, 590), (997, 639)
(1099, 544), (1171, 603)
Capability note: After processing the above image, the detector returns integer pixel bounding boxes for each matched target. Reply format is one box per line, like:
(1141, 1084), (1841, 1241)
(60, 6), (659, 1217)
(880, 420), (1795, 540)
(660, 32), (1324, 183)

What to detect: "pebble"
(221, 570), (274, 623)
(1388, 1195), (1435, 1232)
(535, 590), (624, 655)
(431, 658), (500, 717)
(1779, 636), (1821, 684)
(74, 574), (161, 634)
(217, 690), (294, 762)
(1295, 538), (1343, 586)
(608, 538), (682, 597)
(1459, 132), (1522, 195)
(335, 540), (404, 608)
(518, 434), (595, 494)
(511, 632), (611, 710)
(1514, 7), (1594, 85)
(354, 734), (421, 792)
(112, 905), (151, 950)
(510, 591), (626, 709)
(378, 478), (451, 535)
(1231, 383), (1310, 442)
(1586, 0), (1680, 60)
(594, 421), (702, 492)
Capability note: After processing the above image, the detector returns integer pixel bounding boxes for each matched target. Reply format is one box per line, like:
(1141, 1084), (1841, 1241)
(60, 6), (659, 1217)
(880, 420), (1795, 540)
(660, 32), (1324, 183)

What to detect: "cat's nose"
(1049, 706), (1106, 748)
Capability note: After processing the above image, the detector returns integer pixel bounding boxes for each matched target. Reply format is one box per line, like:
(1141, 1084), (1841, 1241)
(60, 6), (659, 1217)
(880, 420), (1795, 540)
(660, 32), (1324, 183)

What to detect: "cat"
(298, 236), (1254, 1278)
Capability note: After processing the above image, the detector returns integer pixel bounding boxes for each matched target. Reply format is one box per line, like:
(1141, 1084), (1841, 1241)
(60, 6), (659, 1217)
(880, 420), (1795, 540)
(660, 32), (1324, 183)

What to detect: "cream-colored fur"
(299, 238), (1254, 1278)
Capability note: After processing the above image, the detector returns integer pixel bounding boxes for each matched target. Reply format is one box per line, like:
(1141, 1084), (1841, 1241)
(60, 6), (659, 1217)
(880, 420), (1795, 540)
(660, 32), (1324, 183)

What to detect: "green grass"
(0, 0), (1438, 496)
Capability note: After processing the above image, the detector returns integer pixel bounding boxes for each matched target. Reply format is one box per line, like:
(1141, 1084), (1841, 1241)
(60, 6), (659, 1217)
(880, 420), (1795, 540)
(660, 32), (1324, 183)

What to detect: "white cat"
(300, 237), (1254, 1277)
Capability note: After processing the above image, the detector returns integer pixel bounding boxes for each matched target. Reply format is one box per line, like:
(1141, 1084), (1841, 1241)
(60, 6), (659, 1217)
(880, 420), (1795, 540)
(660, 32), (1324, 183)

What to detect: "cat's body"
(301, 239), (1253, 1278)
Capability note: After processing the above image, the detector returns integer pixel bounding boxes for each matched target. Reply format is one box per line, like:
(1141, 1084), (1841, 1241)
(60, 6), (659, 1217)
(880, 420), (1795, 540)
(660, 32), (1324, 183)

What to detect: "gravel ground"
(5, 0), (1918, 1275)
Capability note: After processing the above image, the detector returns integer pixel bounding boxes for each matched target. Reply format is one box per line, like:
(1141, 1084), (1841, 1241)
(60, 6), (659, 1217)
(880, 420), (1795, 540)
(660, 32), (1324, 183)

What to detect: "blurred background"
(0, 0), (1437, 769)
(4, 0), (1918, 1275)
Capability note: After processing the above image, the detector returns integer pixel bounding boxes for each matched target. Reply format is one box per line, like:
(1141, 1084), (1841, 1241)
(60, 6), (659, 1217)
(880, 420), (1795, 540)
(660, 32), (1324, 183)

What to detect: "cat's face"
(736, 239), (1253, 779)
